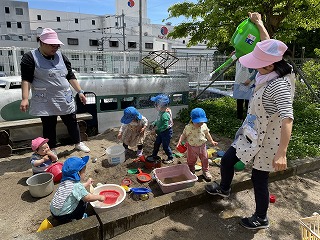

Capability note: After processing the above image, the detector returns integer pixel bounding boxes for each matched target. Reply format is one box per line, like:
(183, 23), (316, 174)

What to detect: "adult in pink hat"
(20, 28), (90, 153)
(206, 12), (296, 230)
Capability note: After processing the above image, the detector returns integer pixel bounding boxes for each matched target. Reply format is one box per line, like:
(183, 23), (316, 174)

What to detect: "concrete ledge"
(19, 157), (320, 240)
(17, 216), (101, 240)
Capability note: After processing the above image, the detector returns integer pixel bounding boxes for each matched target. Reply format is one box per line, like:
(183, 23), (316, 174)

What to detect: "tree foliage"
(167, 0), (320, 52)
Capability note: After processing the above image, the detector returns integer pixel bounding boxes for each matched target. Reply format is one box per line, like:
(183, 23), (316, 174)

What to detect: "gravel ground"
(110, 169), (320, 240)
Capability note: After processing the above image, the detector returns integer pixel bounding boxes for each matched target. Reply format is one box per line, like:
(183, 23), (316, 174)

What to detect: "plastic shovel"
(136, 168), (152, 182)
(130, 187), (152, 195)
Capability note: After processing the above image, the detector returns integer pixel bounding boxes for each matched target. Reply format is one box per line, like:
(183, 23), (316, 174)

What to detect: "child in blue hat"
(150, 94), (174, 164)
(50, 156), (105, 223)
(118, 107), (148, 157)
(176, 108), (218, 181)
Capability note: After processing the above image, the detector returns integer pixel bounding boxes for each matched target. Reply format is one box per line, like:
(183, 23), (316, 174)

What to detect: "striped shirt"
(262, 78), (294, 120)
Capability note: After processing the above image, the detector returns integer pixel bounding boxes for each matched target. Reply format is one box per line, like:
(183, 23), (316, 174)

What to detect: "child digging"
(50, 156), (105, 224)
(176, 108), (218, 181)
(118, 106), (148, 157)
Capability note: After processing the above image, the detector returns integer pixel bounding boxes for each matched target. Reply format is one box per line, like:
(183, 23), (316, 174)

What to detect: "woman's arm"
(20, 80), (30, 112)
(69, 79), (87, 105)
(248, 12), (270, 41)
(272, 118), (293, 171)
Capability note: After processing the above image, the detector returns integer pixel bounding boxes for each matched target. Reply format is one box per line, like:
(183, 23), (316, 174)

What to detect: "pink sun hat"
(39, 28), (64, 45)
(31, 137), (49, 151)
(239, 39), (287, 69)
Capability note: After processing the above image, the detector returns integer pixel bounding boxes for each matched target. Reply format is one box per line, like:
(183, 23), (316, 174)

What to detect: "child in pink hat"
(206, 12), (296, 230)
(30, 137), (58, 174)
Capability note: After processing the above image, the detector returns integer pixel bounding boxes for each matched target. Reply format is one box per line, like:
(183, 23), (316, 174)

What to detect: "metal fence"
(0, 46), (310, 78)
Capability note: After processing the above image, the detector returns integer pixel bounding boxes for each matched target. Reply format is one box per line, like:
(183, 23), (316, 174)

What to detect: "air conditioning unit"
(144, 32), (148, 36)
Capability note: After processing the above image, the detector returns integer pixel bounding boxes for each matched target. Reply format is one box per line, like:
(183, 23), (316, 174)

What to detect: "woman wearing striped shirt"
(205, 12), (295, 230)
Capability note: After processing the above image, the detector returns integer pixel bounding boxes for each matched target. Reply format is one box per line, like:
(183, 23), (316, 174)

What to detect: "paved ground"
(110, 169), (320, 240)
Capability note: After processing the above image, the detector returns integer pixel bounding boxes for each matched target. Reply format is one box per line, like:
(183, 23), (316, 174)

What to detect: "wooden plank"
(0, 113), (92, 130)
(0, 145), (12, 158)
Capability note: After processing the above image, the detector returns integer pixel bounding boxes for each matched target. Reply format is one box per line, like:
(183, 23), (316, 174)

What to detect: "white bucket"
(106, 145), (125, 165)
(26, 172), (54, 198)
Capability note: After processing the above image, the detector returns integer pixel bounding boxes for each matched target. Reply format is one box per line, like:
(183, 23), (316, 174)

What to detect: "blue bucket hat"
(150, 94), (170, 106)
(120, 107), (142, 124)
(61, 156), (89, 182)
(190, 108), (208, 123)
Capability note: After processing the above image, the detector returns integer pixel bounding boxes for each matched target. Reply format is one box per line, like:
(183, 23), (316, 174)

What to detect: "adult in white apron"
(20, 28), (90, 153)
(233, 60), (256, 120)
(205, 12), (295, 230)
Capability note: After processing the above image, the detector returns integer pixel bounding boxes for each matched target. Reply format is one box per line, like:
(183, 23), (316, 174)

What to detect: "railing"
(0, 46), (311, 78)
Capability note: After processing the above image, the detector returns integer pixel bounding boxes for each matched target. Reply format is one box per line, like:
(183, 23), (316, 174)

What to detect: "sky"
(24, 0), (196, 25)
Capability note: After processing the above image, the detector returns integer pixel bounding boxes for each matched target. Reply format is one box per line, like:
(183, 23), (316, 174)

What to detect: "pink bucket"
(45, 162), (63, 183)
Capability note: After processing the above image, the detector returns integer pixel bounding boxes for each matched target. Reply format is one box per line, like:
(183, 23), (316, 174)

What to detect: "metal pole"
(122, 10), (126, 51)
(194, 59), (236, 100)
(139, 0), (143, 74)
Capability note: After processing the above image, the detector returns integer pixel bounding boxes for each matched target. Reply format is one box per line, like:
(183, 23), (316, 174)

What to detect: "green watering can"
(208, 18), (261, 78)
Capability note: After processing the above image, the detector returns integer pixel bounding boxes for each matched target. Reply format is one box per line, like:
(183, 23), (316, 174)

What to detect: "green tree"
(167, 0), (320, 52)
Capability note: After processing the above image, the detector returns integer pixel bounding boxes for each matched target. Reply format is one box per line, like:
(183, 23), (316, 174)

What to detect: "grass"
(177, 97), (320, 161)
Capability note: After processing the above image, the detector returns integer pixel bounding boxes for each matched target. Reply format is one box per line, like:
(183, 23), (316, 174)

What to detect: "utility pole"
(139, 0), (143, 73)
(122, 10), (126, 51)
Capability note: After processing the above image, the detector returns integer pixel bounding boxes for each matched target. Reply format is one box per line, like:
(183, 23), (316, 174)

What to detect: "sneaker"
(162, 158), (174, 164)
(202, 171), (212, 181)
(240, 214), (269, 230)
(205, 181), (231, 197)
(75, 142), (90, 153)
(137, 149), (143, 157)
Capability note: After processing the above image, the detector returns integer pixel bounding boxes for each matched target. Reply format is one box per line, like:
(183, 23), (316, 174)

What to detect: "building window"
(75, 18), (79, 24)
(10, 65), (14, 71)
(109, 41), (119, 47)
(5, 7), (10, 14)
(17, 22), (22, 28)
(89, 39), (99, 46)
(20, 50), (24, 55)
(57, 17), (60, 22)
(145, 43), (153, 49)
(0, 66), (4, 71)
(92, 20), (96, 25)
(37, 15), (41, 20)
(6, 22), (11, 28)
(128, 42), (137, 48)
(182, 40), (186, 44)
(163, 44), (165, 50)
(67, 38), (79, 45)
(15, 8), (23, 15)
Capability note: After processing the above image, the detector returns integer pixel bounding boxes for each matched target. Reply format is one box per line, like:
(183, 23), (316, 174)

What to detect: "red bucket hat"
(239, 39), (287, 69)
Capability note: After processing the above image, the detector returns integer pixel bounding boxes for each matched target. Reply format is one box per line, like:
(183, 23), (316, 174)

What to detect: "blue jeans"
(220, 146), (269, 219)
(152, 128), (173, 160)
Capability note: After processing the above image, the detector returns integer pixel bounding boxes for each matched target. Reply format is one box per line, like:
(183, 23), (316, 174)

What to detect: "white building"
(0, 0), (217, 75)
